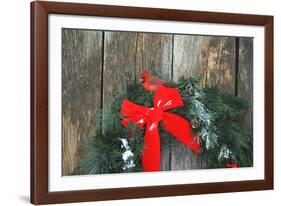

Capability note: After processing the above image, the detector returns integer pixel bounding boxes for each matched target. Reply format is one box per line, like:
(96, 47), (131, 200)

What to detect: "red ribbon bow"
(120, 85), (201, 172)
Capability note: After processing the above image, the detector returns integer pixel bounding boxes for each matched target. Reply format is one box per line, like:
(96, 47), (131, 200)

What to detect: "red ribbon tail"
(162, 112), (201, 153)
(142, 122), (161, 172)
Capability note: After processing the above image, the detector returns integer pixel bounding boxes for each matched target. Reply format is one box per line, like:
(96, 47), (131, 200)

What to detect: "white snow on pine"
(119, 138), (136, 170)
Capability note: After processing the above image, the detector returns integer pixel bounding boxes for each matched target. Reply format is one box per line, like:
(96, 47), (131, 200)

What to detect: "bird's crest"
(141, 70), (149, 79)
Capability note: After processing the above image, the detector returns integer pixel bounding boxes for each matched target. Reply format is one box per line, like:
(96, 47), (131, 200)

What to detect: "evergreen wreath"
(79, 73), (253, 174)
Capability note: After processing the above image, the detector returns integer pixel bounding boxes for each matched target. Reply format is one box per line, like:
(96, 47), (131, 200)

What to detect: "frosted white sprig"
(119, 138), (136, 170)
(218, 145), (232, 160)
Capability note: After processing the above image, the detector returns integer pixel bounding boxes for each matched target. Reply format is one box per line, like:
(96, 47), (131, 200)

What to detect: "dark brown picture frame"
(31, 1), (274, 204)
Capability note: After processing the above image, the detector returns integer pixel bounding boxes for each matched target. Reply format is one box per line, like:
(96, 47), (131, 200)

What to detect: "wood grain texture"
(238, 38), (253, 133)
(62, 29), (103, 175)
(103, 32), (138, 112)
(135, 33), (173, 170)
(171, 35), (205, 170)
(171, 36), (236, 170)
(103, 32), (173, 170)
(173, 35), (236, 91)
(173, 35), (205, 81)
(135, 33), (173, 80)
(199, 36), (236, 93)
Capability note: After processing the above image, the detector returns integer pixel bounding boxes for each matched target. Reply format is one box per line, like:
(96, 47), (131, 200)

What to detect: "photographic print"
(61, 29), (253, 176)
(31, 1), (273, 204)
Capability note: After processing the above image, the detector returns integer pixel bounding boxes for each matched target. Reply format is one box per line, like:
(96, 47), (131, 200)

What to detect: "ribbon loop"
(154, 85), (184, 111)
(120, 85), (201, 172)
(120, 99), (149, 127)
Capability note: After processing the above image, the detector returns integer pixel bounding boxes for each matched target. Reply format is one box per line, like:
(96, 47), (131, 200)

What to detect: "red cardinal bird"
(140, 70), (166, 92)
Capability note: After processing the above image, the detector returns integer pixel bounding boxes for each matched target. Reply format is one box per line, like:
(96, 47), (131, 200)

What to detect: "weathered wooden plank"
(103, 31), (173, 171)
(199, 36), (236, 93)
(171, 35), (206, 170)
(62, 29), (103, 175)
(135, 33), (173, 81)
(238, 38), (253, 133)
(103, 32), (138, 113)
(173, 35), (205, 81)
(135, 33), (173, 171)
(170, 35), (236, 170)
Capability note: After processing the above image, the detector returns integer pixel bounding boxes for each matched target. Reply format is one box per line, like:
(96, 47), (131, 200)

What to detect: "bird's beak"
(140, 78), (144, 83)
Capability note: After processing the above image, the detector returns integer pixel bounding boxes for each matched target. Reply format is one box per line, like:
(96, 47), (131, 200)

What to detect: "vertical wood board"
(103, 31), (173, 170)
(170, 35), (236, 170)
(62, 29), (103, 175)
(238, 38), (253, 133)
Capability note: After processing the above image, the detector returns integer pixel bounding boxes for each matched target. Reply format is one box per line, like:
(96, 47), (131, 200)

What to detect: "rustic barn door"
(62, 29), (253, 175)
